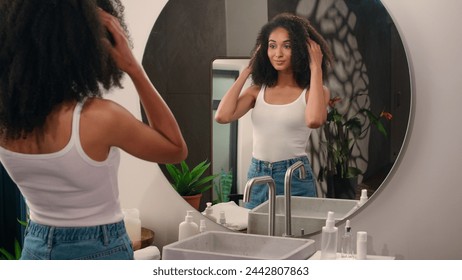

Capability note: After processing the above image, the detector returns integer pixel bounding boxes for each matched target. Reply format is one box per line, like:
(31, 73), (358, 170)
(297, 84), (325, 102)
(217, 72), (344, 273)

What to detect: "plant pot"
(182, 193), (202, 210)
(326, 175), (357, 199)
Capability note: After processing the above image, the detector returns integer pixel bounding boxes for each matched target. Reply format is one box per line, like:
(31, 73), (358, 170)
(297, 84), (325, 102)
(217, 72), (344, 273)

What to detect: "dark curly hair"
(251, 13), (333, 88)
(0, 0), (130, 140)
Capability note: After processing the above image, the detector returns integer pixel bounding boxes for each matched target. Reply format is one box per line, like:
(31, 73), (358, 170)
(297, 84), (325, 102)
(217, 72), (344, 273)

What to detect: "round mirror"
(142, 0), (411, 233)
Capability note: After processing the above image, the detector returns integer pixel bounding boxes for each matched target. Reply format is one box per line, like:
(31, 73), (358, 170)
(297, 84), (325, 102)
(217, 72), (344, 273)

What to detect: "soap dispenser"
(321, 211), (338, 260)
(202, 202), (217, 223)
(178, 210), (199, 240)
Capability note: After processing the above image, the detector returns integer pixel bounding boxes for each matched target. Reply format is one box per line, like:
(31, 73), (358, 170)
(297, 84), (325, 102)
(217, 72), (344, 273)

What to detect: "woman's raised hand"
(307, 39), (323, 72)
(98, 9), (141, 76)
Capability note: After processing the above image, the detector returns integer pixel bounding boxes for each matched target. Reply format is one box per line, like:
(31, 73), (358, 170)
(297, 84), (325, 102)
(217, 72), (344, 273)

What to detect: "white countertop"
(308, 251), (395, 260)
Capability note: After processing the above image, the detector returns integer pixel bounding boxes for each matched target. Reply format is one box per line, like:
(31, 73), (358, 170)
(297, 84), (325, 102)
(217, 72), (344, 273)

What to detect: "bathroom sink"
(247, 196), (358, 236)
(162, 231), (316, 260)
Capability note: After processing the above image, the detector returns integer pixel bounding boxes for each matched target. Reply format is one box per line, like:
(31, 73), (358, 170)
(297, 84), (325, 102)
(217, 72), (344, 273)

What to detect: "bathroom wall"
(115, 0), (462, 259)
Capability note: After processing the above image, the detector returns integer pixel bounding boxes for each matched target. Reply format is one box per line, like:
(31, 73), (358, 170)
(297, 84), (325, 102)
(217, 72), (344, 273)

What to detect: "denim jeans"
(245, 156), (317, 209)
(20, 220), (134, 260)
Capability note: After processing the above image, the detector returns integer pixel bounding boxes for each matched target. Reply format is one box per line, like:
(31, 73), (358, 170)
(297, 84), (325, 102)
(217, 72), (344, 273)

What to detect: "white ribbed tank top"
(251, 85), (312, 162)
(0, 100), (123, 227)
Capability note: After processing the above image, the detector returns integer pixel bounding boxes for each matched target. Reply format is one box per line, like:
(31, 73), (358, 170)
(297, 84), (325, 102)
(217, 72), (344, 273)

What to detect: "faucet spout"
(284, 161), (306, 237)
(244, 176), (276, 236)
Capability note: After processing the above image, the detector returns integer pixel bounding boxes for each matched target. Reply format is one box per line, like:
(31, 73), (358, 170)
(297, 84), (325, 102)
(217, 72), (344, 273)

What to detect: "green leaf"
(0, 247), (14, 260)
(165, 160), (218, 196)
(347, 167), (363, 178)
(13, 239), (21, 259)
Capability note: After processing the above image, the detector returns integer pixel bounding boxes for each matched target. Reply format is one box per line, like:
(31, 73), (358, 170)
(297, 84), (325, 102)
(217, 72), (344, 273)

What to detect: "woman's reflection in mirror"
(215, 13), (333, 209)
(0, 0), (187, 259)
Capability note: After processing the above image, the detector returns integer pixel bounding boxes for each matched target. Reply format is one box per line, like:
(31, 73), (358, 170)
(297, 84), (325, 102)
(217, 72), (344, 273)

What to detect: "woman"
(0, 0), (187, 259)
(215, 13), (333, 209)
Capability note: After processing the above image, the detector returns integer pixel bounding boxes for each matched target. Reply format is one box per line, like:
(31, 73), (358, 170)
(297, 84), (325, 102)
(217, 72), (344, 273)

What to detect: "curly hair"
(0, 0), (130, 140)
(251, 13), (333, 88)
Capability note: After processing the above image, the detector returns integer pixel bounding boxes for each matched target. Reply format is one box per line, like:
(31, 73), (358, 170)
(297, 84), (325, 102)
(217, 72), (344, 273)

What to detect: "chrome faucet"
(243, 176), (276, 236)
(284, 161), (306, 237)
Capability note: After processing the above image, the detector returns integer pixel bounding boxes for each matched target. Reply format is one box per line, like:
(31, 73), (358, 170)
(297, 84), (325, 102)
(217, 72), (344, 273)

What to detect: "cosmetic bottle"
(122, 208), (141, 243)
(178, 210), (199, 240)
(358, 189), (369, 207)
(340, 220), (353, 259)
(202, 202), (217, 223)
(356, 231), (368, 260)
(219, 211), (227, 226)
(320, 211), (338, 260)
(199, 219), (207, 233)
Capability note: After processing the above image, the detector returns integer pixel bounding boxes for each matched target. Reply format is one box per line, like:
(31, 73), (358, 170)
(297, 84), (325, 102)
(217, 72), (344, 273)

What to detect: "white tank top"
(0, 100), (123, 227)
(251, 85), (312, 162)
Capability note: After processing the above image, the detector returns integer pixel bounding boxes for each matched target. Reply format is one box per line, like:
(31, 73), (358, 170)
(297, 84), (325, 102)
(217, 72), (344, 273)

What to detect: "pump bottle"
(178, 210), (199, 240)
(321, 211), (338, 260)
(202, 202), (217, 223)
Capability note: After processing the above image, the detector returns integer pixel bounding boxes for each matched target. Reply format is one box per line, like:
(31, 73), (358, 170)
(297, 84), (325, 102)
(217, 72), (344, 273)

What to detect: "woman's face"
(267, 27), (292, 72)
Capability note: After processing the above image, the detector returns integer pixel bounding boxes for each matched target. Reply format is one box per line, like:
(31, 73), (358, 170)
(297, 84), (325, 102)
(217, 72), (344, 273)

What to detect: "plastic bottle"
(219, 211), (227, 226)
(320, 211), (338, 260)
(358, 189), (369, 207)
(178, 210), (199, 240)
(202, 202), (217, 223)
(356, 231), (368, 260)
(122, 208), (141, 243)
(199, 219), (207, 233)
(340, 220), (353, 259)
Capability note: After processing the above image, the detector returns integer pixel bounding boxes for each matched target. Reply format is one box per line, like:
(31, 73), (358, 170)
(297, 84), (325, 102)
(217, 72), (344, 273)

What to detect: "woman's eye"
(284, 44), (291, 49)
(269, 44), (276, 49)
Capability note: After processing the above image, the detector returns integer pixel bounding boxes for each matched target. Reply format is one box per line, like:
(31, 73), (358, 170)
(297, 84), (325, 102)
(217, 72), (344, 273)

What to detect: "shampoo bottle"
(178, 210), (199, 240)
(321, 211), (338, 260)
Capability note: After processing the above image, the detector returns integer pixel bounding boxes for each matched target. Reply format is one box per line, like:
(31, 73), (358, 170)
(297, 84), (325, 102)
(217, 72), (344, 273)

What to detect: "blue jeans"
(245, 156), (317, 209)
(20, 220), (134, 260)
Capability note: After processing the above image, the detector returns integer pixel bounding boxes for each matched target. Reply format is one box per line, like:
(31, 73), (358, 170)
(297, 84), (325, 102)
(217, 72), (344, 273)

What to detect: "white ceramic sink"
(247, 196), (359, 236)
(162, 231), (316, 260)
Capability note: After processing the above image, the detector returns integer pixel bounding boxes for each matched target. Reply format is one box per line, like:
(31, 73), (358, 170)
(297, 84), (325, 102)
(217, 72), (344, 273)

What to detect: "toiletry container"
(199, 219), (207, 233)
(122, 208), (141, 243)
(340, 220), (353, 259)
(219, 211), (227, 226)
(202, 202), (217, 223)
(178, 210), (199, 240)
(356, 231), (368, 260)
(358, 189), (368, 207)
(320, 211), (338, 260)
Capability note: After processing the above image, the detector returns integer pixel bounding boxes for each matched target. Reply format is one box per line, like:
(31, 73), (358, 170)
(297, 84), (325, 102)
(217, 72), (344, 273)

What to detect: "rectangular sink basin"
(248, 196), (358, 236)
(162, 231), (316, 260)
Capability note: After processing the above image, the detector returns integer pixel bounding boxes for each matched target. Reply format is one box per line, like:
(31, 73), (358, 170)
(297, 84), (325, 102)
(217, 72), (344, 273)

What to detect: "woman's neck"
(276, 70), (298, 88)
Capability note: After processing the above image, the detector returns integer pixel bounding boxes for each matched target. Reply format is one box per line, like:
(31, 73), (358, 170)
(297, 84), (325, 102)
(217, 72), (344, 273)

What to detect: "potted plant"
(318, 94), (393, 199)
(165, 160), (218, 210)
(213, 169), (233, 204)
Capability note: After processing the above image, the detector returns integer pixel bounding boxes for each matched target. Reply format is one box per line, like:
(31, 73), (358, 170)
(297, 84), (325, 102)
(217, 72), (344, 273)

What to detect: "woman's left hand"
(307, 39), (323, 72)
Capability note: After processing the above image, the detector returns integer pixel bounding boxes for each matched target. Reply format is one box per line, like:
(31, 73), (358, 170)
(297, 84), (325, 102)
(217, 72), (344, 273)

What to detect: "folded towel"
(210, 201), (250, 231)
(134, 246), (161, 260)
